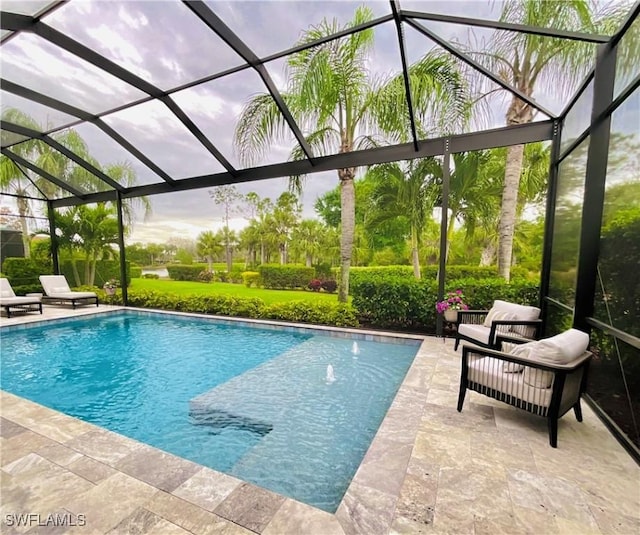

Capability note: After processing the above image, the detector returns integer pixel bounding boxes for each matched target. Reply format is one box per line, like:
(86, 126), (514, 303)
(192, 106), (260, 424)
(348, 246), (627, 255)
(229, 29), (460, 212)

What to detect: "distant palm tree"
(366, 158), (440, 278)
(291, 219), (325, 267)
(481, 0), (626, 280)
(196, 231), (223, 271)
(235, 6), (469, 301)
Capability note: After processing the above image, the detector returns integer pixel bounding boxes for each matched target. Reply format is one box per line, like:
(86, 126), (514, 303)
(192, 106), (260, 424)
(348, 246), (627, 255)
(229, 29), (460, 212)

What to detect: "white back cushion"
(0, 278), (16, 298)
(492, 300), (540, 321)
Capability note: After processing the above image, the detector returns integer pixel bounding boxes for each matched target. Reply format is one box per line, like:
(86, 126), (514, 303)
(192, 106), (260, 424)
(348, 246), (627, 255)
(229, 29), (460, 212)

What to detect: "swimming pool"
(0, 310), (420, 511)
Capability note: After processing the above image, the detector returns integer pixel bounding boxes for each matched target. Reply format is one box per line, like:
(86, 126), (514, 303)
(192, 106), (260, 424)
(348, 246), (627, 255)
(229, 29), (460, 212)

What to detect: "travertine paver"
(1, 306), (639, 534)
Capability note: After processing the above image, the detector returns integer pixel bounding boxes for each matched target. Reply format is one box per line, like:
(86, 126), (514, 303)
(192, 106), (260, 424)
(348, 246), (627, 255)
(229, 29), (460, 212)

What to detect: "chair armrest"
(495, 333), (533, 346)
(462, 345), (592, 372)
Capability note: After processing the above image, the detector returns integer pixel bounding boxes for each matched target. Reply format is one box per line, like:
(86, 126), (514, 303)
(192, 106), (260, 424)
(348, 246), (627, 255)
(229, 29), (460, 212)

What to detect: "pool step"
(189, 408), (272, 437)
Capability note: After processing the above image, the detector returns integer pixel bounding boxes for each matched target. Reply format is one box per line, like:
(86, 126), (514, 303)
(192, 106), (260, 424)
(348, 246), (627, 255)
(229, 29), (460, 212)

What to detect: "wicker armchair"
(457, 330), (592, 447)
(454, 299), (542, 350)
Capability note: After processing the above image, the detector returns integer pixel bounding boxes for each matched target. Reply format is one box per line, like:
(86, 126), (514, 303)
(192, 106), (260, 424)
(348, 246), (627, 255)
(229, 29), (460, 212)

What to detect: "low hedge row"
(2, 257), (52, 292)
(166, 264), (207, 281)
(258, 264), (315, 289)
(351, 276), (539, 330)
(346, 264), (533, 285)
(118, 289), (358, 327)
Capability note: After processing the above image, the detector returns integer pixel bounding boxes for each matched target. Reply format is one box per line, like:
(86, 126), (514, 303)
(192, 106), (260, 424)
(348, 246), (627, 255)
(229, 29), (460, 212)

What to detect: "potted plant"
(103, 278), (118, 296)
(436, 289), (469, 322)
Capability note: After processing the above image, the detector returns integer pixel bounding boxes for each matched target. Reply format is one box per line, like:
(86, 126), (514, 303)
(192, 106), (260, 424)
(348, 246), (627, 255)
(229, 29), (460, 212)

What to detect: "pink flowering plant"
(436, 289), (469, 314)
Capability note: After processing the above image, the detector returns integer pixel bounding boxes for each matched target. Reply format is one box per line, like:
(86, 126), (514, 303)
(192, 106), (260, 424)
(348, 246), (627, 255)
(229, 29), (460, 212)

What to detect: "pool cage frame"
(1, 0), (639, 459)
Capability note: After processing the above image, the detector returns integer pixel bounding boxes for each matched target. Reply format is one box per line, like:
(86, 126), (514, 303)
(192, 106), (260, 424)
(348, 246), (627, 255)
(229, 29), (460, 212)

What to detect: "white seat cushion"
(0, 296), (41, 305)
(47, 292), (97, 299)
(468, 356), (552, 407)
(458, 323), (491, 346)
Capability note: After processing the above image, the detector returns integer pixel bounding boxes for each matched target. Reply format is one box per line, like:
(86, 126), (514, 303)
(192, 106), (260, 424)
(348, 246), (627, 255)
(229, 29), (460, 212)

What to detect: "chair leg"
(547, 417), (558, 448)
(457, 384), (466, 412)
(573, 401), (583, 422)
(454, 337), (460, 351)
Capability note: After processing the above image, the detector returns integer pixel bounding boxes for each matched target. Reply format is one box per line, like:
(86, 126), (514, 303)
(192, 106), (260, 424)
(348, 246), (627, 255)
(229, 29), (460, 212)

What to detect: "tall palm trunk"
(70, 257), (81, 286)
(305, 253), (313, 268)
(84, 253), (91, 285)
(338, 167), (356, 303)
(16, 197), (31, 258)
(411, 225), (421, 279)
(498, 97), (533, 281)
(480, 242), (496, 266)
(89, 254), (97, 286)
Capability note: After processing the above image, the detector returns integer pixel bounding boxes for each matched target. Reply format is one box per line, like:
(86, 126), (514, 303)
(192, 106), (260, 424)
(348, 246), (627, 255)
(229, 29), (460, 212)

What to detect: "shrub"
(142, 273), (160, 279)
(197, 270), (214, 283)
(216, 271), (228, 283)
(167, 264), (206, 281)
(308, 279), (322, 292)
(124, 289), (358, 327)
(242, 271), (261, 288)
(350, 276), (539, 332)
(130, 265), (143, 278)
(2, 257), (52, 290)
(228, 267), (245, 284)
(262, 301), (358, 327)
(313, 263), (333, 280)
(321, 279), (337, 293)
(258, 264), (315, 289)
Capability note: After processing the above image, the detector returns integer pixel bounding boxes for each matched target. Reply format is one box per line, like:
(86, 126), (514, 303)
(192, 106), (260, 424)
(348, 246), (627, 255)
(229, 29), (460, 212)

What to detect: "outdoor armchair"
(457, 329), (592, 447)
(39, 275), (99, 309)
(454, 299), (542, 350)
(0, 278), (43, 318)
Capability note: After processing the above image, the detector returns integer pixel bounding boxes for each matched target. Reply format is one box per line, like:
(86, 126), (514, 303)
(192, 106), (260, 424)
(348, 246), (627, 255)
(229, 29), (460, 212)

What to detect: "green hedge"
(121, 289), (358, 327)
(167, 264), (207, 281)
(258, 264), (315, 289)
(242, 271), (261, 287)
(351, 276), (539, 331)
(2, 257), (53, 294)
(130, 265), (143, 278)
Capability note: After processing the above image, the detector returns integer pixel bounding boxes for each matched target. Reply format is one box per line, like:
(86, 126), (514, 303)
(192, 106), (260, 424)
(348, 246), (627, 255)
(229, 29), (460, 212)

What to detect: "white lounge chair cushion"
(489, 300), (541, 338)
(0, 296), (41, 305)
(458, 323), (492, 346)
(52, 286), (70, 293)
(468, 356), (552, 407)
(483, 308), (517, 333)
(499, 329), (589, 387)
(47, 291), (97, 299)
(0, 278), (17, 298)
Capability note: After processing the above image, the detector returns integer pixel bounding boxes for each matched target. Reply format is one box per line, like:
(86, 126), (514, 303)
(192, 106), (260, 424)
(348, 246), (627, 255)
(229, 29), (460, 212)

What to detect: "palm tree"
(481, 0), (625, 280)
(74, 204), (119, 286)
(291, 219), (324, 267)
(234, 6), (469, 301)
(0, 109), (47, 257)
(366, 158), (440, 278)
(196, 230), (223, 271)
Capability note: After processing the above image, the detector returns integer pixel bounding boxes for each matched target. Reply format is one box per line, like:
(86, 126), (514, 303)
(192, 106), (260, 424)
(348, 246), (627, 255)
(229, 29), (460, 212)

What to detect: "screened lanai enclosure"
(1, 1), (639, 457)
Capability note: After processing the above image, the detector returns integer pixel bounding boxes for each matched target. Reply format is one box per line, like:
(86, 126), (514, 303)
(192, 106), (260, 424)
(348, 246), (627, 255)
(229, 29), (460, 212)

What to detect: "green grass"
(131, 278), (343, 305)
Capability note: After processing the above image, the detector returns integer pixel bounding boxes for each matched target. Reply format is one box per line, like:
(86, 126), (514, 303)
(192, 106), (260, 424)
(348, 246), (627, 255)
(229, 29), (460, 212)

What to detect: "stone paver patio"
(1, 306), (638, 534)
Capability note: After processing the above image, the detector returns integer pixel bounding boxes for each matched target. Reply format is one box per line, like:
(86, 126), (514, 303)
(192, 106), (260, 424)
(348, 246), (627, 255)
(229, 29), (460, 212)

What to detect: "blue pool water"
(0, 311), (419, 511)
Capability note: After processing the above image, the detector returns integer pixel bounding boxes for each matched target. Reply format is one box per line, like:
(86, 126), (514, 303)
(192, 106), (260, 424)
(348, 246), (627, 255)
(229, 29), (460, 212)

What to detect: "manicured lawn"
(130, 278), (344, 305)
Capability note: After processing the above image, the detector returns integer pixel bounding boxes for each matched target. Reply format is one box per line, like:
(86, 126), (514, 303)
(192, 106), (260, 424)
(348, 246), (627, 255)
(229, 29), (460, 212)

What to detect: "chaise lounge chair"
(0, 278), (43, 318)
(39, 275), (99, 309)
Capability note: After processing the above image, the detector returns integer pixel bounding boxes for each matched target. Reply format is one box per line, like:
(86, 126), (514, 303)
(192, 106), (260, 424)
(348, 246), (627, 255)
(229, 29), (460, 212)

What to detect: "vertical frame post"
(436, 140), (451, 336)
(539, 120), (562, 334)
(573, 43), (617, 331)
(116, 191), (128, 306)
(47, 200), (59, 274)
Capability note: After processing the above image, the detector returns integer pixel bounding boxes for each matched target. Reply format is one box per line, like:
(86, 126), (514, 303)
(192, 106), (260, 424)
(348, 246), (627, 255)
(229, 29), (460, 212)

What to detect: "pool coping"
(1, 306), (434, 534)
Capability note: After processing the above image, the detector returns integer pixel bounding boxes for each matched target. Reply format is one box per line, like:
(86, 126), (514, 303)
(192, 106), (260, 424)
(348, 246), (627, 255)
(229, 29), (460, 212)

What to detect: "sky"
(0, 0), (632, 244)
